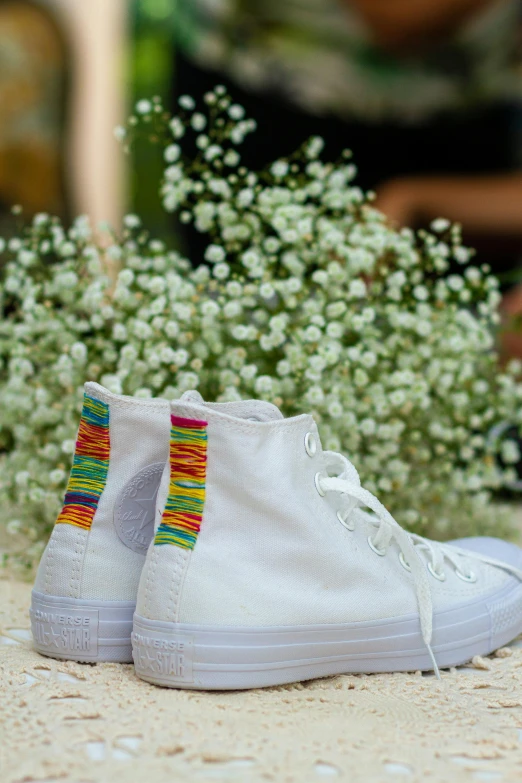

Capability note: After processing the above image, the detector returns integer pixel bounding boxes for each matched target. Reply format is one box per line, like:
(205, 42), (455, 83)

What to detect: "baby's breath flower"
(431, 218), (450, 232)
(205, 244), (226, 263)
(228, 104), (245, 120)
(306, 136), (325, 159)
(255, 375), (274, 394)
(237, 188), (254, 208)
(136, 99), (152, 115)
(271, 160), (289, 179)
(124, 214), (141, 229)
(454, 246), (472, 264)
(15, 471), (30, 488)
(134, 387), (153, 398)
(7, 519), (22, 535)
(178, 95), (195, 110)
(204, 144), (222, 161)
(360, 418), (376, 436)
(196, 134), (210, 149)
(304, 325), (321, 342)
(164, 144), (181, 163)
(61, 439), (75, 455)
(348, 279), (367, 299)
(191, 113), (207, 131)
(447, 274), (464, 292)
(169, 117), (185, 138)
(413, 285), (429, 301)
(70, 342), (87, 363)
(213, 262), (230, 280)
(59, 242), (76, 258)
(106, 245), (122, 261)
(224, 150), (240, 167)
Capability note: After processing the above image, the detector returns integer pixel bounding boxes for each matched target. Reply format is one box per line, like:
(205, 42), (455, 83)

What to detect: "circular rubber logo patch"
(114, 463), (164, 555)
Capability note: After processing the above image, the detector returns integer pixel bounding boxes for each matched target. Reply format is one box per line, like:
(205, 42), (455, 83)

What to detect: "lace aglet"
(427, 643), (441, 680)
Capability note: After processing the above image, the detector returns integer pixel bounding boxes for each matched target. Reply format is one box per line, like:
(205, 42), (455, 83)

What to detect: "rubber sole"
(132, 580), (522, 690)
(30, 590), (135, 663)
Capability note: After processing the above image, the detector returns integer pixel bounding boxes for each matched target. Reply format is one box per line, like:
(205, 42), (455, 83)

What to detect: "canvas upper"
(133, 395), (522, 688)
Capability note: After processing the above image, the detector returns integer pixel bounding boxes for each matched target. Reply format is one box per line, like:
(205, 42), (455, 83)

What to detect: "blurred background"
(2, 0), (522, 349)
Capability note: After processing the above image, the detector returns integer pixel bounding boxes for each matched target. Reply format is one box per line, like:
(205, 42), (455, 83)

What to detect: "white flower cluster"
(1, 90), (521, 567)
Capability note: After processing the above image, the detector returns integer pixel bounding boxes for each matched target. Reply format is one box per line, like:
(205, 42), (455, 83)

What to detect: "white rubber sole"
(30, 590), (135, 663)
(132, 580), (522, 690)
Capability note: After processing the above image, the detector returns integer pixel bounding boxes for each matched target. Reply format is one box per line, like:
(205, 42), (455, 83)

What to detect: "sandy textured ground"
(2, 580), (522, 783)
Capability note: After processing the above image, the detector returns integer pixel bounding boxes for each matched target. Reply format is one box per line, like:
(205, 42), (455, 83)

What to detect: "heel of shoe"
(132, 614), (195, 686)
(30, 590), (135, 663)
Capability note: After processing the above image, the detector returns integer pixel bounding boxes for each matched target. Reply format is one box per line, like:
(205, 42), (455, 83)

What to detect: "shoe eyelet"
(368, 536), (386, 557)
(314, 472), (326, 497)
(337, 510), (355, 531)
(428, 562), (446, 582)
(304, 432), (317, 457)
(399, 552), (411, 572)
(455, 568), (477, 583)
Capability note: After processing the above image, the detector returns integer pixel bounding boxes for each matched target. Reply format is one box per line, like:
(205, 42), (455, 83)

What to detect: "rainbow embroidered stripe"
(155, 415), (208, 549)
(56, 394), (110, 530)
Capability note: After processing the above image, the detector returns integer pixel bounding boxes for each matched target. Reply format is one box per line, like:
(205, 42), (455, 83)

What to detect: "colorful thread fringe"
(56, 394), (110, 530)
(155, 415), (208, 549)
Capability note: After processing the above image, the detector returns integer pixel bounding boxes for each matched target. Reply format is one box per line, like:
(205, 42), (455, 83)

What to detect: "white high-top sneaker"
(30, 385), (283, 664)
(133, 397), (522, 690)
(31, 382), (171, 663)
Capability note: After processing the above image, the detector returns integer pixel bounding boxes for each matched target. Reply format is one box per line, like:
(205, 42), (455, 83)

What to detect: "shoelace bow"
(319, 450), (522, 680)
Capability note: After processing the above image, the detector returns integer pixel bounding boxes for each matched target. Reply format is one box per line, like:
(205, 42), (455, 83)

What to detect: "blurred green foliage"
(129, 0), (177, 244)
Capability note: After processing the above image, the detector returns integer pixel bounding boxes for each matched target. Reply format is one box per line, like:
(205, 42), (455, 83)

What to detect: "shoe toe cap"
(449, 536), (522, 570)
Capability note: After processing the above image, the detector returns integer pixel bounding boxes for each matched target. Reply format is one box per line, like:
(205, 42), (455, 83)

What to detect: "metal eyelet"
(337, 510), (355, 531)
(368, 536), (386, 557)
(455, 568), (477, 583)
(428, 562), (446, 582)
(314, 472), (326, 497)
(399, 552), (411, 572)
(304, 432), (317, 457)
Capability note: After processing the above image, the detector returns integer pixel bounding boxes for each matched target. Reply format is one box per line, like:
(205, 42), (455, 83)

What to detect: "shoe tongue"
(179, 390), (284, 422)
(227, 399), (284, 422)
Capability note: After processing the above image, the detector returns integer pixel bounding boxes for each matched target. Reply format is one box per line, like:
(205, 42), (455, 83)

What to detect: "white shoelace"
(318, 450), (522, 679)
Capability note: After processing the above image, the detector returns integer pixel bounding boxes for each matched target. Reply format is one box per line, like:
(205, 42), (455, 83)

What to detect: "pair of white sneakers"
(31, 382), (522, 689)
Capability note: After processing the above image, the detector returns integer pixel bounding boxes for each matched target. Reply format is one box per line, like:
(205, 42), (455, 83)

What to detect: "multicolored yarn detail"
(155, 414), (208, 549)
(55, 393), (110, 530)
